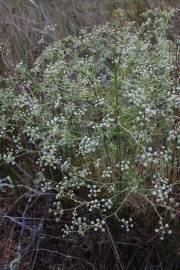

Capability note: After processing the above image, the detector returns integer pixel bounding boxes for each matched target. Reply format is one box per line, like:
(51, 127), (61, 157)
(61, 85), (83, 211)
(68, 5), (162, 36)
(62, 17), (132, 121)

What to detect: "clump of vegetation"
(0, 8), (179, 269)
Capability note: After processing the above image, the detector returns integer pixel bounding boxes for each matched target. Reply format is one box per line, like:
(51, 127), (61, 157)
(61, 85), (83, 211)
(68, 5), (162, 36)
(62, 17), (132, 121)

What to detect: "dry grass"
(0, 0), (179, 70)
(0, 0), (111, 69)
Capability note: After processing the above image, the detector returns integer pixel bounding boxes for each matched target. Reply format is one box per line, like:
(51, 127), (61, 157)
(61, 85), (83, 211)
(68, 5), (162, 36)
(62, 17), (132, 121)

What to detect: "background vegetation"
(0, 0), (180, 69)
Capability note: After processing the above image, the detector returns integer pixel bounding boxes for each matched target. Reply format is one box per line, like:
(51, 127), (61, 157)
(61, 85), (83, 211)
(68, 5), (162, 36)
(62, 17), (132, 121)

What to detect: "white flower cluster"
(12, 135), (23, 154)
(0, 148), (16, 165)
(136, 105), (158, 128)
(152, 174), (172, 205)
(73, 106), (88, 118)
(61, 158), (71, 172)
(102, 167), (112, 179)
(79, 136), (99, 156)
(16, 93), (40, 117)
(23, 126), (41, 143)
(168, 197), (179, 219)
(120, 160), (130, 171)
(51, 200), (64, 222)
(107, 184), (115, 194)
(62, 210), (106, 236)
(87, 184), (101, 198)
(62, 210), (88, 236)
(167, 129), (178, 141)
(140, 146), (172, 167)
(167, 129), (180, 149)
(90, 218), (106, 232)
(155, 219), (172, 240)
(36, 144), (59, 169)
(120, 218), (133, 232)
(125, 86), (146, 107)
(78, 168), (91, 178)
(40, 177), (53, 192)
(171, 88), (180, 109)
(145, 106), (157, 118)
(0, 125), (6, 139)
(95, 97), (106, 107)
(87, 198), (113, 213)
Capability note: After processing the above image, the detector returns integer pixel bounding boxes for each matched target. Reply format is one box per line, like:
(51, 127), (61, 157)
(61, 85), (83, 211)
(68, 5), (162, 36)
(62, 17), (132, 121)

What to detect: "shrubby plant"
(0, 9), (179, 240)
